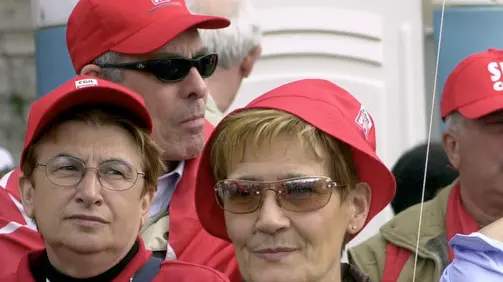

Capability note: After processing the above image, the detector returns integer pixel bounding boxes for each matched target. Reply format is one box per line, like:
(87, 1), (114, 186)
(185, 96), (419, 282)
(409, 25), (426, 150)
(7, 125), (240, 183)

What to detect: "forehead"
(36, 121), (141, 164)
(227, 135), (327, 179)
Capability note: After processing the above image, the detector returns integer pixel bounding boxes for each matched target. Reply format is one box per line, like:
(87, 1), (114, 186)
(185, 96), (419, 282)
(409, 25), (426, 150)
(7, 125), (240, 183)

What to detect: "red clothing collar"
(445, 180), (480, 261)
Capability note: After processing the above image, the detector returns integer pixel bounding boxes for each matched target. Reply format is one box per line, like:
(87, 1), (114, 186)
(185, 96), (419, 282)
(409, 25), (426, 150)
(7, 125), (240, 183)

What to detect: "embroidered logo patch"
(355, 105), (373, 140)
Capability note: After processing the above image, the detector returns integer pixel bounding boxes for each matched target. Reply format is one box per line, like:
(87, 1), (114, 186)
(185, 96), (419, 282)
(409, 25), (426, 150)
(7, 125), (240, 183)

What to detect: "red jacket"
(0, 121), (240, 281)
(0, 237), (230, 282)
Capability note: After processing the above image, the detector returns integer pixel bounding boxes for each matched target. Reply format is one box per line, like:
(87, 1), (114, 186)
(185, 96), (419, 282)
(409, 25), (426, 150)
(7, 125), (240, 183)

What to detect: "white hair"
(92, 51), (124, 82)
(444, 111), (466, 134)
(186, 0), (262, 69)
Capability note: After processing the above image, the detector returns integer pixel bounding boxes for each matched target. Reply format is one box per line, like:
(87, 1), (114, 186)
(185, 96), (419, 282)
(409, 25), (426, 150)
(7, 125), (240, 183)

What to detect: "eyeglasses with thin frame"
(36, 155), (145, 191)
(96, 53), (219, 82)
(214, 176), (346, 214)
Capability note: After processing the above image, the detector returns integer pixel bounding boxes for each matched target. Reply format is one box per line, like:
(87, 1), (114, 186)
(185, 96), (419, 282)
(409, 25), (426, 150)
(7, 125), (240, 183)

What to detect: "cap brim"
(112, 14), (230, 55)
(32, 85), (152, 145)
(457, 95), (503, 119)
(195, 107), (396, 242)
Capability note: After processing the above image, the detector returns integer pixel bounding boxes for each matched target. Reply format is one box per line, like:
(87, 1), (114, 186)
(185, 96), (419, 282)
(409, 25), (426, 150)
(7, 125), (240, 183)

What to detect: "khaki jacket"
(348, 183), (455, 282)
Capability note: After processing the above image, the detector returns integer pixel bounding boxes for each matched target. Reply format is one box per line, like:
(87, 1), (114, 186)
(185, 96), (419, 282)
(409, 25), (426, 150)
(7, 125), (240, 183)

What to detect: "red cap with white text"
(441, 48), (503, 119)
(66, 0), (230, 73)
(21, 76), (151, 167)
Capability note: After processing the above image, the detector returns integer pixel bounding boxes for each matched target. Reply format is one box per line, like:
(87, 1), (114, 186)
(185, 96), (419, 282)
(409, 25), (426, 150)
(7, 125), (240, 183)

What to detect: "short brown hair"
(22, 105), (165, 195)
(210, 109), (359, 199)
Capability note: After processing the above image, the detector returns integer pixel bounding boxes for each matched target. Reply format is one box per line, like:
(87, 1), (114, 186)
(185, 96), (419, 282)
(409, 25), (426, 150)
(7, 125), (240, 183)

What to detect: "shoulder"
(378, 183), (452, 241)
(441, 233), (503, 282)
(348, 233), (387, 282)
(154, 260), (230, 282)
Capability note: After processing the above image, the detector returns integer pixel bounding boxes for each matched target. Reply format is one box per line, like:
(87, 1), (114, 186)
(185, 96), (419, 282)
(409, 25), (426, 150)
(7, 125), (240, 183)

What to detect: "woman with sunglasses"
(194, 79), (396, 282)
(0, 76), (230, 282)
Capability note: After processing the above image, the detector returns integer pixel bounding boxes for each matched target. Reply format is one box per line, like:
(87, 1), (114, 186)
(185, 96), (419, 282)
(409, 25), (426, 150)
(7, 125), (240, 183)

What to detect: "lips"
(180, 114), (204, 124)
(252, 246), (298, 261)
(66, 214), (108, 224)
(254, 247), (297, 254)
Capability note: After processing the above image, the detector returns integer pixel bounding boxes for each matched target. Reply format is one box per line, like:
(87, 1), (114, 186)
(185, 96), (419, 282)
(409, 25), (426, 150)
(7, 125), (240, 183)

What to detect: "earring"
(351, 225), (357, 231)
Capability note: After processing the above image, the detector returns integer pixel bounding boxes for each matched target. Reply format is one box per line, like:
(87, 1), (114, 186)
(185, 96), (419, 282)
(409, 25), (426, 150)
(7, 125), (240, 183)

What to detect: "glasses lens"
(154, 58), (191, 81)
(195, 54), (218, 78)
(215, 179), (262, 214)
(151, 54), (218, 82)
(280, 177), (333, 212)
(98, 161), (138, 191)
(45, 156), (85, 187)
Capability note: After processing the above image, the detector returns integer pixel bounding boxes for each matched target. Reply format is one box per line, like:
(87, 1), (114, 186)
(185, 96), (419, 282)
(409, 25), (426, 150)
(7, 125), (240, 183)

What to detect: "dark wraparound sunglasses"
(96, 53), (219, 82)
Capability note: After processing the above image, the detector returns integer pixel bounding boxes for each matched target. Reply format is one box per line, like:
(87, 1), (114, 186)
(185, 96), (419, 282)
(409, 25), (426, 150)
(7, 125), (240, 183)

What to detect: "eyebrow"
(234, 173), (307, 181)
(278, 173), (307, 180)
(49, 154), (132, 167)
(148, 47), (210, 60)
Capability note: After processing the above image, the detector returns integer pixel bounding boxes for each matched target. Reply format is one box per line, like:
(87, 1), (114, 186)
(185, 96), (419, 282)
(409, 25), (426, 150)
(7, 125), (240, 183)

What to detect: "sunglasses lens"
(214, 177), (333, 214)
(154, 54), (218, 82)
(155, 58), (192, 81)
(196, 54), (218, 78)
(215, 180), (262, 214)
(280, 178), (332, 212)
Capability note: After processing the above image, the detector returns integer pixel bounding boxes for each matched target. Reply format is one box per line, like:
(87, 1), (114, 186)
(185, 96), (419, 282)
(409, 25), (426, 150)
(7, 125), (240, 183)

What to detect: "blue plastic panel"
(34, 26), (75, 98)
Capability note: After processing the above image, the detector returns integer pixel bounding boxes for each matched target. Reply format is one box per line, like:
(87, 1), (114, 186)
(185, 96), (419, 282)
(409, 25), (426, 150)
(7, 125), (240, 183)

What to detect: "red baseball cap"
(66, 0), (230, 73)
(441, 48), (503, 120)
(195, 79), (396, 241)
(21, 75), (152, 167)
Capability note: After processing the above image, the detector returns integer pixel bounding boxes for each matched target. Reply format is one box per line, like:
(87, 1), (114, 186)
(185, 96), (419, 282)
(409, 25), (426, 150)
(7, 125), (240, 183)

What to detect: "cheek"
(106, 192), (142, 223)
(33, 190), (71, 230)
(296, 201), (349, 259)
(224, 212), (255, 248)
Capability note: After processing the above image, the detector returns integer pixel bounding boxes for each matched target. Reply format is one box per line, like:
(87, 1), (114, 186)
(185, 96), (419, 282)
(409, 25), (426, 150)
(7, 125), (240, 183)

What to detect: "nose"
(255, 191), (290, 234)
(74, 169), (103, 206)
(179, 67), (208, 101)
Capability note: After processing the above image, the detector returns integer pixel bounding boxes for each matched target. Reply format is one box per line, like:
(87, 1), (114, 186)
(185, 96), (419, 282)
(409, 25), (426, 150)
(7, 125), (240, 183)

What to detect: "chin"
(62, 233), (110, 254)
(180, 135), (206, 160)
(248, 271), (302, 282)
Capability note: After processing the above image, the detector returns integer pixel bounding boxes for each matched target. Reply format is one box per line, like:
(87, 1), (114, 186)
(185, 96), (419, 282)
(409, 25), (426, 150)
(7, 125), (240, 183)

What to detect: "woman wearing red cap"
(0, 76), (230, 282)
(195, 79), (396, 282)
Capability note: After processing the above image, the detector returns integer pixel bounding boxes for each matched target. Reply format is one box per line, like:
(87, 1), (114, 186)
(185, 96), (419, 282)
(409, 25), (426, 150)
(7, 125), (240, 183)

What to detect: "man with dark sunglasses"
(67, 1), (243, 280)
(0, 0), (242, 281)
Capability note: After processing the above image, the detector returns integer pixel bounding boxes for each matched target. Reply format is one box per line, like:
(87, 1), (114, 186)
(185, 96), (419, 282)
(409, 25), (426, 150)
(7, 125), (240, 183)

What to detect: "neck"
(207, 66), (243, 112)
(459, 179), (497, 227)
(45, 239), (138, 278)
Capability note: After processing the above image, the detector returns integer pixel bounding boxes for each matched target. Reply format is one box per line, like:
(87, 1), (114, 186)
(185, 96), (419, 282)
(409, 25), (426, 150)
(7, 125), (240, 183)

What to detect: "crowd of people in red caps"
(0, 1), (503, 282)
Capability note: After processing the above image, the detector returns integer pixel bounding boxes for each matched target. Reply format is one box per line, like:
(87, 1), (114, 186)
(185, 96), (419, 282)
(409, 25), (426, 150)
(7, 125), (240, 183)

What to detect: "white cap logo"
(151, 0), (171, 5)
(487, 62), (503, 92)
(355, 105), (373, 140)
(75, 79), (98, 89)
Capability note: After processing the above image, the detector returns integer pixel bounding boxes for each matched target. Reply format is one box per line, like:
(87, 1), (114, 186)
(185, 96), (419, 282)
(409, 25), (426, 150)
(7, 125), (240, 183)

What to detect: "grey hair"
(92, 51), (124, 83)
(186, 0), (262, 69)
(444, 111), (466, 134)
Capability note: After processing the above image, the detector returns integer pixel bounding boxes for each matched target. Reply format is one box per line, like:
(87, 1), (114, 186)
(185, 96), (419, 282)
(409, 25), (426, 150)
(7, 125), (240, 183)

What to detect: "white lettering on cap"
(487, 62), (503, 91)
(355, 105), (373, 140)
(152, 0), (171, 5)
(75, 79), (98, 89)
